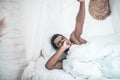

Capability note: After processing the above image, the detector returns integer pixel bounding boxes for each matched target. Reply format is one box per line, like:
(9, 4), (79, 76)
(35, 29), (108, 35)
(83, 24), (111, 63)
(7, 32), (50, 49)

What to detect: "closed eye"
(56, 36), (65, 47)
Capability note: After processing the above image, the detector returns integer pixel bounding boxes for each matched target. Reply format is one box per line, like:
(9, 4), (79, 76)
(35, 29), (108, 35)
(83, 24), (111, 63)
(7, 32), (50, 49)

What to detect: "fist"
(61, 40), (71, 50)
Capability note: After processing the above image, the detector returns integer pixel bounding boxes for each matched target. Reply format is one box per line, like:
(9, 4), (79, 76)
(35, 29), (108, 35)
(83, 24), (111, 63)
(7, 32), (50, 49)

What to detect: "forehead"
(54, 35), (62, 44)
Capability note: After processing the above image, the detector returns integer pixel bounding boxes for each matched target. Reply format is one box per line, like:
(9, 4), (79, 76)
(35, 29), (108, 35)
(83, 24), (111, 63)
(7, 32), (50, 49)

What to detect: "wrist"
(59, 46), (67, 52)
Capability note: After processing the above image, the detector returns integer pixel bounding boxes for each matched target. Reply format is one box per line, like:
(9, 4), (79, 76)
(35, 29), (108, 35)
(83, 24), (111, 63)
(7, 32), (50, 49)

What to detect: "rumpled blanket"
(63, 34), (120, 80)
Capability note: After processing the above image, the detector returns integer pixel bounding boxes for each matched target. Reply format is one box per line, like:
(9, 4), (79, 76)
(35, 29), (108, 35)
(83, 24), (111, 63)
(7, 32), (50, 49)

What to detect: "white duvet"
(63, 34), (120, 80)
(21, 34), (120, 80)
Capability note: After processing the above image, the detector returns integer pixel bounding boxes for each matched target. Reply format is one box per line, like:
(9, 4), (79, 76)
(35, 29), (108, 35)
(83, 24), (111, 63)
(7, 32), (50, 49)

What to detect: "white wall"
(38, 0), (115, 37)
(36, 0), (115, 40)
(109, 0), (120, 33)
(21, 0), (42, 61)
(32, 0), (45, 61)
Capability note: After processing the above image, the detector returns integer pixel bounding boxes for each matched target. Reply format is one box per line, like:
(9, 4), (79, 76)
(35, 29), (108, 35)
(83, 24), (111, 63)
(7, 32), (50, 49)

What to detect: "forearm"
(76, 2), (85, 26)
(74, 2), (85, 38)
(45, 48), (65, 70)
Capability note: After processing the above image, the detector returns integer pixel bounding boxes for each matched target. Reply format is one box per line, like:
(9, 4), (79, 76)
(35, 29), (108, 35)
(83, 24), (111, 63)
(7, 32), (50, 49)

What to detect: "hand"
(61, 40), (71, 50)
(79, 37), (87, 44)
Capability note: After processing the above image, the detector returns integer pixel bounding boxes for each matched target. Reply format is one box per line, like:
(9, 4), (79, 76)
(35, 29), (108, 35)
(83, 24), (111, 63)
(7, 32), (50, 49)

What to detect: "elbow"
(45, 63), (54, 70)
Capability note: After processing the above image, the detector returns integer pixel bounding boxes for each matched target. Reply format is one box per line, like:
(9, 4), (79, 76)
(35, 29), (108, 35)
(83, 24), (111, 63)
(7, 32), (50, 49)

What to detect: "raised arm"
(70, 0), (87, 44)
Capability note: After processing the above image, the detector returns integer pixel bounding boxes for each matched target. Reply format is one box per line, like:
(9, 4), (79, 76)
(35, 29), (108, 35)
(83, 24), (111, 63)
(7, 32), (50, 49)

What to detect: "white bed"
(32, 57), (75, 80)
(21, 33), (120, 80)
(23, 57), (120, 80)
(63, 33), (120, 80)
(21, 0), (120, 80)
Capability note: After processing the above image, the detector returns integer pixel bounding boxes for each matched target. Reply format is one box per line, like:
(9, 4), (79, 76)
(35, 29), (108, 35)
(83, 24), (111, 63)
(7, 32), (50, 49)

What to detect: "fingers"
(79, 37), (87, 44)
(63, 40), (67, 46)
(62, 40), (71, 49)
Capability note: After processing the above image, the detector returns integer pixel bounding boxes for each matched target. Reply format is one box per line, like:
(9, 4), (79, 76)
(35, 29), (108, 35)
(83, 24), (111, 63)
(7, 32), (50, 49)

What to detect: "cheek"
(57, 43), (62, 48)
(55, 43), (60, 48)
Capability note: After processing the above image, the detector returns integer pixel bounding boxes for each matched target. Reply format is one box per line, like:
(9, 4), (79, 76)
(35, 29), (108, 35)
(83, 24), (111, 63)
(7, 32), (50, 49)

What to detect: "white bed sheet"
(22, 33), (120, 80)
(22, 56), (120, 80)
(63, 33), (120, 80)
(32, 56), (75, 80)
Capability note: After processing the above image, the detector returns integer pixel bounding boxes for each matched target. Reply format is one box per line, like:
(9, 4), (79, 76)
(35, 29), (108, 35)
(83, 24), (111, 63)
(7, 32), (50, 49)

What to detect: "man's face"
(54, 35), (71, 49)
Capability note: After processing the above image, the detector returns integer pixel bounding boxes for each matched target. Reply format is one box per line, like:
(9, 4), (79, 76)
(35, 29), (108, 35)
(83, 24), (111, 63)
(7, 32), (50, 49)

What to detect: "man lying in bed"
(45, 0), (87, 70)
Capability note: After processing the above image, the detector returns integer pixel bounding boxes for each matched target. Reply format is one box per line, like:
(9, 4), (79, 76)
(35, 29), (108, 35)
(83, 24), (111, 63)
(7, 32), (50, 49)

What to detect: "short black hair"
(51, 34), (62, 49)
